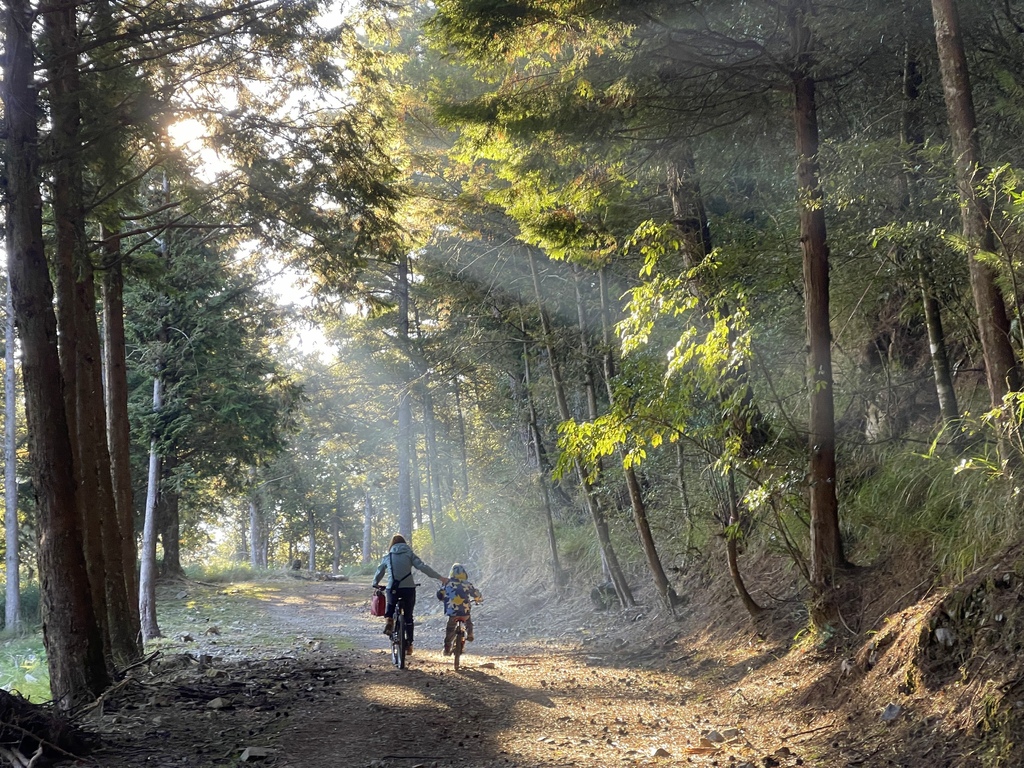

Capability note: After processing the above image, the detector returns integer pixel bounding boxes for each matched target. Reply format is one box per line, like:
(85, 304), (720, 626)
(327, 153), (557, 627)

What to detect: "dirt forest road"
(89, 577), (819, 768)
(263, 578), (707, 768)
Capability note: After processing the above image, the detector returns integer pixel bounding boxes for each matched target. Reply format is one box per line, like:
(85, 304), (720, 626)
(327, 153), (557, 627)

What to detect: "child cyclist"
(436, 563), (483, 655)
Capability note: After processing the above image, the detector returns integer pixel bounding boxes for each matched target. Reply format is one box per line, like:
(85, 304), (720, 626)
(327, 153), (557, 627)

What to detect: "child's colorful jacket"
(436, 580), (482, 618)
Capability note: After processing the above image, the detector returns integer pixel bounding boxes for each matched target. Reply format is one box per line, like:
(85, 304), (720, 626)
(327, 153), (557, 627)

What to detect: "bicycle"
(377, 583), (419, 669)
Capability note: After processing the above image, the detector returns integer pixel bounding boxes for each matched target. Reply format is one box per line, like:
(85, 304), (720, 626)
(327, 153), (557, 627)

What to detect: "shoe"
(443, 646), (451, 656)
(466, 633), (474, 642)
(382, 618), (393, 636)
(406, 644), (414, 656)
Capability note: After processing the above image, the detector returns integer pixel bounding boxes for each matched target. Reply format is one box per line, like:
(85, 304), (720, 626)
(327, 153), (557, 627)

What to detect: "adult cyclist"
(372, 533), (447, 655)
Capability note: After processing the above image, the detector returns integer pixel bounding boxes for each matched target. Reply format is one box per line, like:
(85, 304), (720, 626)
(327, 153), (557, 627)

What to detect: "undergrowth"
(0, 580), (41, 630)
(842, 447), (1020, 582)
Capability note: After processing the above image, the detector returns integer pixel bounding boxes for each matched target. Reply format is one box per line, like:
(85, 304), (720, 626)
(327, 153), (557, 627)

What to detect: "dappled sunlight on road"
(360, 682), (443, 710)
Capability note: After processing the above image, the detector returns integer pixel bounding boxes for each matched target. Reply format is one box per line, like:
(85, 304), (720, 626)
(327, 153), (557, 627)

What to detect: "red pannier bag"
(370, 589), (386, 617)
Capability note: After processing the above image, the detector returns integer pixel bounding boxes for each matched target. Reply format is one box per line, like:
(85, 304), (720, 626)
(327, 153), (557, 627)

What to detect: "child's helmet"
(449, 563), (469, 580)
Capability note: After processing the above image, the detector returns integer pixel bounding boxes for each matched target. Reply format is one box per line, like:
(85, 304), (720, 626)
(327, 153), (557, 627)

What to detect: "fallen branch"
(118, 650), (162, 677)
(0, 743), (43, 767)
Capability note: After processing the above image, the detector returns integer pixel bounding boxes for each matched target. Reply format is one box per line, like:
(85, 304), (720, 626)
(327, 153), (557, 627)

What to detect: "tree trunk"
(411, 434), (424, 528)
(930, 0), (1019, 411)
(919, 255), (960, 424)
(725, 468), (763, 619)
(453, 378), (470, 498)
(362, 490), (373, 564)
(249, 491), (268, 569)
(100, 229), (142, 654)
(791, 2), (845, 596)
(332, 487), (342, 575)
(413, 308), (444, 528)
(675, 442), (692, 523)
(307, 508), (316, 573)
(528, 251), (633, 607)
(139, 377), (163, 641)
(899, 41), (960, 426)
(3, 0), (109, 701)
(157, 455), (183, 578)
(423, 383), (443, 526)
(43, 0), (121, 668)
(396, 254), (413, 539)
(667, 151), (712, 268)
(521, 318), (563, 583)
(4, 247), (20, 632)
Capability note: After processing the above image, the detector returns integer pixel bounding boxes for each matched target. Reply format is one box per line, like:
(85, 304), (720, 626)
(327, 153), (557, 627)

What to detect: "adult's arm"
(411, 553), (443, 581)
(372, 558), (387, 586)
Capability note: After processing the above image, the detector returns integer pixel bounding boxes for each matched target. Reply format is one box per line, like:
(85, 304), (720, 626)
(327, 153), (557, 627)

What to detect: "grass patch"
(843, 447), (1021, 580)
(150, 577), (354, 657)
(0, 633), (49, 702)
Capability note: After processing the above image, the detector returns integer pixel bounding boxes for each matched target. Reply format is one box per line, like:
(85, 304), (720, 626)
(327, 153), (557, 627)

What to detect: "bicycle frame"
(451, 617), (468, 671)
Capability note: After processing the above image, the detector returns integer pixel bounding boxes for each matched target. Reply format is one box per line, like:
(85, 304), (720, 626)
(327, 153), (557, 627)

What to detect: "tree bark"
(249, 490), (268, 569)
(667, 151), (712, 268)
(790, 1), (845, 595)
(423, 383), (443, 524)
(930, 0), (1019, 410)
(43, 0), (122, 668)
(3, 0), (109, 701)
(100, 230), (143, 654)
(411, 433), (424, 528)
(139, 377), (163, 641)
(919, 253), (960, 425)
(4, 241), (20, 632)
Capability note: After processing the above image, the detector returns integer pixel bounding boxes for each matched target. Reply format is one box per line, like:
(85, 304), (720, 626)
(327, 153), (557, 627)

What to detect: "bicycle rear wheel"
(453, 625), (464, 671)
(392, 614), (406, 669)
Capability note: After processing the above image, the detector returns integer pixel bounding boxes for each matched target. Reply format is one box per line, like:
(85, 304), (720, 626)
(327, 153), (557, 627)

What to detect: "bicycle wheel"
(453, 625), (464, 671)
(392, 614), (406, 669)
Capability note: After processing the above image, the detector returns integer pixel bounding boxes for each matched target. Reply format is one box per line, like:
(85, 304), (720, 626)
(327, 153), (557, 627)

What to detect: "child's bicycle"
(450, 616), (469, 671)
(448, 598), (482, 671)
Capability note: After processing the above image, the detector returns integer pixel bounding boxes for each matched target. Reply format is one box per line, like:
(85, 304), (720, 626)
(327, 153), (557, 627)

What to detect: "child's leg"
(466, 615), (474, 641)
(444, 616), (457, 653)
